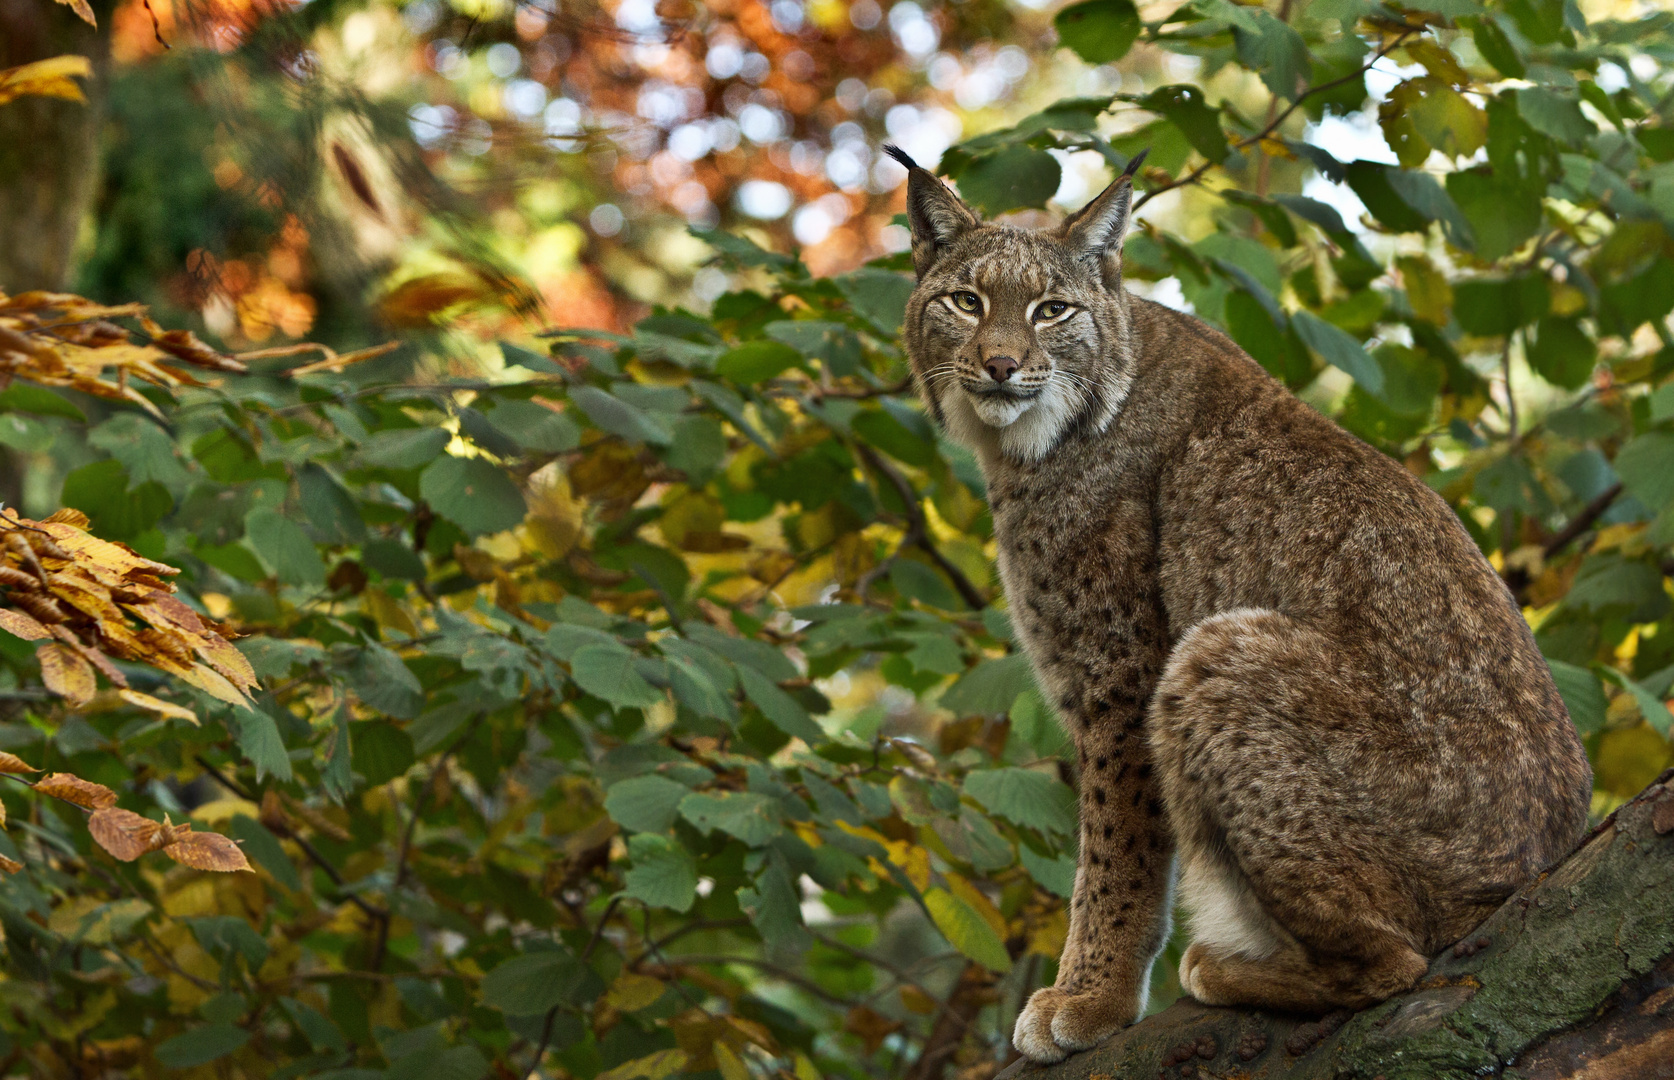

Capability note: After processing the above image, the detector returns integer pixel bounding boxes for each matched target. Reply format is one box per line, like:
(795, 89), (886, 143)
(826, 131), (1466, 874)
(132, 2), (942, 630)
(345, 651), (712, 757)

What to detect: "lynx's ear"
(884, 145), (979, 278)
(1061, 149), (1148, 289)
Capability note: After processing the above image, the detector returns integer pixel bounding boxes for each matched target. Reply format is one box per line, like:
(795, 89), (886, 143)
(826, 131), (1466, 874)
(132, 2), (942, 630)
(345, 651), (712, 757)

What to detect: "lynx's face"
(909, 232), (1128, 457)
(889, 146), (1143, 463)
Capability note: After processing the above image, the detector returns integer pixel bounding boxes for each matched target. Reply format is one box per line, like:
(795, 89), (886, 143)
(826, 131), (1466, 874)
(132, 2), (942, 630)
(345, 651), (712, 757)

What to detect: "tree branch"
(855, 443), (988, 610)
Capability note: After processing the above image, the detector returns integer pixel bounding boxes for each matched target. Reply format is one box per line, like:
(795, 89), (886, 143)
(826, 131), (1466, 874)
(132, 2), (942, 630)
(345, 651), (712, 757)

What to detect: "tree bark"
(1003, 770), (1674, 1080)
(0, 0), (114, 291)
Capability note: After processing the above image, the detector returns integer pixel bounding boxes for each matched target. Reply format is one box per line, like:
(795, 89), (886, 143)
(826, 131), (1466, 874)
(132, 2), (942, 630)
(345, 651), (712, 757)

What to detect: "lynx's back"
(887, 146), (1591, 1063)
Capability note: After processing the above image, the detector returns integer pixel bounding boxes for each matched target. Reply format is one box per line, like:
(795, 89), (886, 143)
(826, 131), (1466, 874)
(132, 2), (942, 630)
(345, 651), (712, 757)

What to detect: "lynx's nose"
(985, 355), (1018, 382)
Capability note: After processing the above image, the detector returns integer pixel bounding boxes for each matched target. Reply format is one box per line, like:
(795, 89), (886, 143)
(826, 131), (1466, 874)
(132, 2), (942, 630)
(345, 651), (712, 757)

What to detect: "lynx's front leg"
(1013, 674), (1175, 1061)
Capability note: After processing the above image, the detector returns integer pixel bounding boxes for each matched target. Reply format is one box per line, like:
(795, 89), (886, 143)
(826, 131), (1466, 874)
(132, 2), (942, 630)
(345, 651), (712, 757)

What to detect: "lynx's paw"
(1178, 942), (1220, 1005)
(1013, 985), (1136, 1063)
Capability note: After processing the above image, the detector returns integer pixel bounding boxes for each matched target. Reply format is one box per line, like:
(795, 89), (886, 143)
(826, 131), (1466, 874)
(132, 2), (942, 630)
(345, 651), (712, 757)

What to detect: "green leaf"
(1235, 12), (1312, 101)
(231, 707), (293, 782)
(835, 268), (916, 336)
(88, 413), (191, 492)
(736, 664), (825, 743)
(1464, 15), (1525, 77)
(347, 643), (425, 718)
(481, 949), (599, 1015)
(360, 427), (450, 470)
(955, 145), (1062, 216)
(570, 643), (664, 709)
(941, 654), (1035, 716)
(226, 816), (302, 891)
(1290, 310), (1384, 395)
(692, 226), (800, 271)
(923, 888), (1012, 972)
(155, 1024), (251, 1069)
(1515, 87), (1596, 145)
(419, 455), (527, 536)
(1526, 317), (1596, 390)
(679, 790), (783, 845)
(499, 340), (566, 374)
(487, 399), (580, 453)
(297, 464), (366, 545)
(963, 767), (1077, 836)
(1054, 0), (1141, 64)
(362, 537), (427, 582)
(737, 856), (811, 950)
(890, 560), (961, 610)
(1600, 257), (1674, 337)
(322, 704), (353, 802)
(1019, 843), (1077, 898)
(351, 721), (415, 785)
(664, 415), (727, 482)
(1614, 433), (1674, 512)
(246, 508), (327, 587)
(0, 381), (84, 420)
(1140, 85), (1229, 164)
(623, 833), (699, 911)
(1597, 667), (1672, 737)
(62, 460), (173, 541)
(390, 1046), (488, 1080)
(1546, 660), (1605, 737)
(569, 385), (675, 445)
(1453, 275), (1550, 336)
(715, 340), (802, 384)
(606, 774), (692, 833)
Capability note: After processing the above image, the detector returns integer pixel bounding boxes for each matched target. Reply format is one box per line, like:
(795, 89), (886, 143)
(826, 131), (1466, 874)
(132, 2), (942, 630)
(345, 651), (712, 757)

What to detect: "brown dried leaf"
(0, 751), (38, 774)
(35, 772), (117, 809)
(53, 0), (96, 26)
(37, 642), (95, 705)
(163, 829), (252, 873)
(88, 807), (167, 861)
(0, 854), (21, 874)
(0, 608), (51, 641)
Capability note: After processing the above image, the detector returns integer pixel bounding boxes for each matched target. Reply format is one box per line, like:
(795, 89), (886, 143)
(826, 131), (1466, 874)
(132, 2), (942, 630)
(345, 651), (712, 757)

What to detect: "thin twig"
(1544, 483), (1624, 559)
(1133, 29), (1417, 211)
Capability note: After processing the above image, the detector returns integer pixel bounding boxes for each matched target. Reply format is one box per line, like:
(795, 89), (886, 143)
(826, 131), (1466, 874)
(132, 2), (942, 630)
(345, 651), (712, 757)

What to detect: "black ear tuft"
(883, 144), (921, 172)
(1121, 147), (1150, 180)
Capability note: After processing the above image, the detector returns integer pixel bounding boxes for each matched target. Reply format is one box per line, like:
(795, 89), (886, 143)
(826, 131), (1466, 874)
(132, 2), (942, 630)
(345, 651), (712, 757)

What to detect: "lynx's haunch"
(888, 145), (1593, 1064)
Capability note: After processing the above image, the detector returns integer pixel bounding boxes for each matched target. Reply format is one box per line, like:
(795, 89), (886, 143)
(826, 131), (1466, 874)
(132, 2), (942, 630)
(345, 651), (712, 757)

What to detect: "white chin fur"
(969, 392), (1034, 427)
(942, 377), (1084, 464)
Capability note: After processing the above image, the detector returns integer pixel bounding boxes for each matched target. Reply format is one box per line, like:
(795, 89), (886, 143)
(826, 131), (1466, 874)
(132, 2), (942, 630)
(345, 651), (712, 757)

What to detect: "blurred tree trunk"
(0, 0), (114, 291)
(1001, 771), (1674, 1080)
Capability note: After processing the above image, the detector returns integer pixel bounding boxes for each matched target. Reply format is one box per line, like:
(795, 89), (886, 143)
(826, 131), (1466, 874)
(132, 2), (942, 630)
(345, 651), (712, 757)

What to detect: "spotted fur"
(890, 148), (1593, 1064)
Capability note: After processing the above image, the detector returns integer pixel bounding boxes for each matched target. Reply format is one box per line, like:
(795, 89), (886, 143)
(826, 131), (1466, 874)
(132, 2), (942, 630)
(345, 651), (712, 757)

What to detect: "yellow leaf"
(1396, 255), (1453, 327)
(885, 839), (931, 892)
(604, 972), (668, 1012)
(923, 887), (1012, 973)
(117, 689), (197, 725)
(594, 1050), (688, 1080)
(37, 641), (95, 705)
(0, 608), (51, 641)
(713, 1044), (750, 1080)
(945, 872), (1008, 941)
(0, 55), (92, 106)
(900, 984), (938, 1014)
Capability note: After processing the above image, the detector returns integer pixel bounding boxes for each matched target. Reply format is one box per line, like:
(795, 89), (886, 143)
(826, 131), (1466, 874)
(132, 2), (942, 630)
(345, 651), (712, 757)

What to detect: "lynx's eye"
(950, 291), (983, 314)
(1035, 300), (1070, 321)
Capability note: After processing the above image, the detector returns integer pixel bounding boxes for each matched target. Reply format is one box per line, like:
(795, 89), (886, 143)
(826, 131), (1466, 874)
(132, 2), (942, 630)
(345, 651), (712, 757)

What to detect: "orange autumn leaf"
(34, 773), (118, 810)
(0, 854), (20, 874)
(0, 751), (38, 774)
(87, 807), (168, 861)
(162, 828), (252, 873)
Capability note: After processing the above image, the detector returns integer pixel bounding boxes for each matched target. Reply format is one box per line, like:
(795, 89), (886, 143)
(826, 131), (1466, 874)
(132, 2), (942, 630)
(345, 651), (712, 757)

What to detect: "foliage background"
(0, 0), (1672, 1075)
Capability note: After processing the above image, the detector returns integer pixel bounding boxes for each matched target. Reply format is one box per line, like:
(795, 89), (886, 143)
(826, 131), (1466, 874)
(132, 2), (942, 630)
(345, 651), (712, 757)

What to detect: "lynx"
(885, 146), (1593, 1064)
